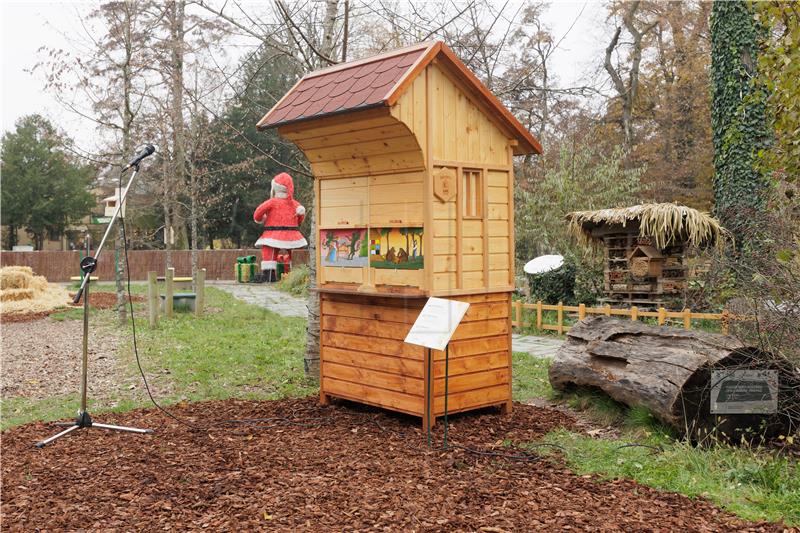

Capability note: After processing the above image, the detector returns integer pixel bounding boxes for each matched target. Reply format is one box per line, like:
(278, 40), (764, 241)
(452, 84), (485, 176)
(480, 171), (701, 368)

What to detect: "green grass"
(511, 352), (553, 401)
(129, 287), (315, 403)
(537, 429), (800, 526)
(276, 264), (310, 297)
(1, 286), (315, 430)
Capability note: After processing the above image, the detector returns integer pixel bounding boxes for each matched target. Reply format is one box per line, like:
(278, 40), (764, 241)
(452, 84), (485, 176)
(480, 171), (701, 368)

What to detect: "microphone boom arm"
(73, 163), (142, 304)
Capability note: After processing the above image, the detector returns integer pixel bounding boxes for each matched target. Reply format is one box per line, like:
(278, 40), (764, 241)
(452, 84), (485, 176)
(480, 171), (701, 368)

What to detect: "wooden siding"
(319, 292), (512, 424)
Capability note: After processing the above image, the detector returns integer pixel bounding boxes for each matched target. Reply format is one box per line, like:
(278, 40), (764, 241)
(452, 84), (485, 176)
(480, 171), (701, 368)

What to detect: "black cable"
(119, 167), (201, 431)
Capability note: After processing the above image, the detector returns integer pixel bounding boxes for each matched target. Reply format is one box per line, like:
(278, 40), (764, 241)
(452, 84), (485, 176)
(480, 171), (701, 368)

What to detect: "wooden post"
(557, 301), (564, 335)
(604, 304), (611, 317)
(536, 300), (543, 329)
(514, 299), (522, 328)
(165, 267), (174, 318)
(658, 307), (666, 326)
(630, 306), (639, 322)
(147, 271), (158, 328)
(721, 310), (730, 335)
(195, 268), (206, 317)
(683, 308), (692, 330)
(578, 303), (586, 321)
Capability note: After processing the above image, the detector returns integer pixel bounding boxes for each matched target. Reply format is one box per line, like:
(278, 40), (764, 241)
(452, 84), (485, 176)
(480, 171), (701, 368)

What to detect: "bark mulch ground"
(1, 398), (790, 532)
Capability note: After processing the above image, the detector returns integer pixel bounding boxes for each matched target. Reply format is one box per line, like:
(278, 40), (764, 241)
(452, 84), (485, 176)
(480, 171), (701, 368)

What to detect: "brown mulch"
(0, 292), (145, 323)
(1, 398), (790, 532)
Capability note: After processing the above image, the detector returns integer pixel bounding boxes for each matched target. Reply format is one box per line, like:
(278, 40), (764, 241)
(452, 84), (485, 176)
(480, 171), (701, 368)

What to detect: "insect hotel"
(566, 203), (725, 307)
(257, 41), (541, 427)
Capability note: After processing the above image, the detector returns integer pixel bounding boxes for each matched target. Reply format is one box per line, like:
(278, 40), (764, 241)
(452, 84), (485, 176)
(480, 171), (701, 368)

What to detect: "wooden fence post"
(165, 267), (174, 318)
(147, 271), (158, 328)
(658, 307), (666, 326)
(557, 301), (564, 335)
(683, 308), (692, 330)
(514, 299), (522, 328)
(721, 310), (730, 335)
(195, 268), (206, 317)
(578, 303), (586, 321)
(536, 301), (543, 329)
(630, 306), (639, 322)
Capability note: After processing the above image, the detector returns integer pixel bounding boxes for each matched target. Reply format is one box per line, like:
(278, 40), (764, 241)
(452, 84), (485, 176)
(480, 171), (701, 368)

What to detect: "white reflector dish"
(523, 254), (564, 275)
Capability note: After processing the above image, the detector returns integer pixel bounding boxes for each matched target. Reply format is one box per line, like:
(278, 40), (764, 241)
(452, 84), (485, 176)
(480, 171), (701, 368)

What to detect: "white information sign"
(404, 297), (470, 351)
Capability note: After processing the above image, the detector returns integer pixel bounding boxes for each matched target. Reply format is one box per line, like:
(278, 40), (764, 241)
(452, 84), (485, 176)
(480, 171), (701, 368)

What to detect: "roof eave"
(256, 101), (389, 132)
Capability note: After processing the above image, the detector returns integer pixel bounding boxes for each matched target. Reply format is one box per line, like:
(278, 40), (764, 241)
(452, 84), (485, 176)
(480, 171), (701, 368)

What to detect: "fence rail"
(511, 301), (740, 335)
(0, 249), (309, 282)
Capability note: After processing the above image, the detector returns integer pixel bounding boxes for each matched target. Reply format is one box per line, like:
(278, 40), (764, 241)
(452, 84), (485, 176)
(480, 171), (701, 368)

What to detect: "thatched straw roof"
(566, 203), (726, 249)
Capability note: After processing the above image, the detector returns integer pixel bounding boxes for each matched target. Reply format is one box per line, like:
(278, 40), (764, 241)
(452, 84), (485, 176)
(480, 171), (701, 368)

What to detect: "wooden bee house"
(257, 41), (541, 427)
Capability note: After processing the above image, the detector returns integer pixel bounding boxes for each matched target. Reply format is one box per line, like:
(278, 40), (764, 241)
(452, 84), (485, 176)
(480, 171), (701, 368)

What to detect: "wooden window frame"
(462, 168), (483, 219)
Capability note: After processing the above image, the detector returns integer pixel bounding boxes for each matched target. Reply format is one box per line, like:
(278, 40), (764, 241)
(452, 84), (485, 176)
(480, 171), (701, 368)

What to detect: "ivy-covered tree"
(710, 0), (770, 248)
(1, 115), (93, 249)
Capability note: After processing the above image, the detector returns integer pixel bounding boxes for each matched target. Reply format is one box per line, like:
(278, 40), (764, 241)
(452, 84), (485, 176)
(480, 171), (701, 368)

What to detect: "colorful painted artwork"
(320, 228), (369, 267)
(369, 227), (424, 269)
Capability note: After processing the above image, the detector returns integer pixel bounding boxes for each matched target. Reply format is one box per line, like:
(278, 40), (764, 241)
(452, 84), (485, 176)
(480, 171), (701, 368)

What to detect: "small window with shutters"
(462, 168), (482, 219)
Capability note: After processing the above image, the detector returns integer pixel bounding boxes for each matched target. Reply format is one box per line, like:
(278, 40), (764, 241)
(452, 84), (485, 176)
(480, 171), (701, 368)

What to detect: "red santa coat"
(253, 174), (307, 249)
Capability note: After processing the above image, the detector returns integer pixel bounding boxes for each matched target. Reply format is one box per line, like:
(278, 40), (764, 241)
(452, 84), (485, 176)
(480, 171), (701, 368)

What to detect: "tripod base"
(35, 410), (152, 448)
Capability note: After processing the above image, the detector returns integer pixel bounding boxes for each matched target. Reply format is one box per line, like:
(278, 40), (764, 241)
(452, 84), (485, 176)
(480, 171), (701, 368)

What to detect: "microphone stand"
(36, 163), (153, 448)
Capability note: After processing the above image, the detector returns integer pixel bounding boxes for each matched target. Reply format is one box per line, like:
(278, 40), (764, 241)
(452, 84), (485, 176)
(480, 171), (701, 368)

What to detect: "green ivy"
(710, 0), (770, 251)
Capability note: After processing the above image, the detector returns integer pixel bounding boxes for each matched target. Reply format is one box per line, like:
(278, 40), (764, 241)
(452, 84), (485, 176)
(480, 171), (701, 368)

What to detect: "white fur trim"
(255, 236), (308, 248)
(295, 205), (306, 216)
(262, 260), (277, 269)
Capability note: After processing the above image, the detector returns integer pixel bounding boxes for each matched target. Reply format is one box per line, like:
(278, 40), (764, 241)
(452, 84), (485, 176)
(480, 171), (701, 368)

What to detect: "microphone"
(122, 144), (156, 170)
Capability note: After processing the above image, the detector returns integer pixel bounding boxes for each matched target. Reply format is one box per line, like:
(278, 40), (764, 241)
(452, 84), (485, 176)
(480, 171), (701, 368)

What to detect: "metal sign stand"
(35, 163), (153, 448)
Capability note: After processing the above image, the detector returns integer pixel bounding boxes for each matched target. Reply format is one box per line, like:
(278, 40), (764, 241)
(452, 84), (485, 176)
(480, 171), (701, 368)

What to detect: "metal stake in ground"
(35, 155), (155, 448)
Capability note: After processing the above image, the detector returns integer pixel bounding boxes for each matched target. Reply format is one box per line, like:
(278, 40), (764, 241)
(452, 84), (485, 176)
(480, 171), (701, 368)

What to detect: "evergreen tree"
(710, 0), (770, 249)
(1, 115), (93, 249)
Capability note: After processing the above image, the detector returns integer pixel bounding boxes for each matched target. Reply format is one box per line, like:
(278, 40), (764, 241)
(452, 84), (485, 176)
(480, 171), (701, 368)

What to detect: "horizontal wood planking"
(319, 292), (512, 420)
(433, 368), (508, 396)
(321, 266), (364, 284)
(282, 109), (398, 140)
(322, 331), (423, 359)
(323, 377), (423, 415)
(432, 384), (509, 415)
(0, 248), (270, 282)
(372, 268), (424, 287)
(320, 205), (368, 227)
(293, 122), (412, 150)
(323, 346), (424, 379)
(310, 149), (424, 178)
(324, 361), (423, 396)
(305, 135), (420, 163)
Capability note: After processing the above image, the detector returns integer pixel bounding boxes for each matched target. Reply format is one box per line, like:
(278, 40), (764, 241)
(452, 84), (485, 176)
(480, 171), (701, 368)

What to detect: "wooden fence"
(0, 248), (310, 281)
(511, 301), (737, 335)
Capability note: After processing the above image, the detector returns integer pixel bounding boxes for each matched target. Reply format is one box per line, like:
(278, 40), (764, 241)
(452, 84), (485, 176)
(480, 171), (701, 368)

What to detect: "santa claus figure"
(253, 172), (307, 282)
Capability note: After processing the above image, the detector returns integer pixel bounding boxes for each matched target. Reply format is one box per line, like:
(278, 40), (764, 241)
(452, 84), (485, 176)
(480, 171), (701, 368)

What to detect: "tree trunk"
(304, 199), (320, 383)
(168, 0), (185, 267)
(549, 317), (799, 442)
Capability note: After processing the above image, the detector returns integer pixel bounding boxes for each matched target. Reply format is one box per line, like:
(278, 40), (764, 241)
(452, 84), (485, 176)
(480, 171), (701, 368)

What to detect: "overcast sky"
(1, 1), (608, 151)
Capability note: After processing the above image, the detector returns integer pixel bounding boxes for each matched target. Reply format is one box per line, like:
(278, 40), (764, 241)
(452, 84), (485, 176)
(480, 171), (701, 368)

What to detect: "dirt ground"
(0, 292), (156, 403)
(1, 398), (789, 532)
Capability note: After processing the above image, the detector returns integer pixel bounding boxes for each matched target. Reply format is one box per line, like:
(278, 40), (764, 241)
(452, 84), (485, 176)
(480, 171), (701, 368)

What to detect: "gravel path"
(0, 316), (138, 402)
(209, 281), (308, 318)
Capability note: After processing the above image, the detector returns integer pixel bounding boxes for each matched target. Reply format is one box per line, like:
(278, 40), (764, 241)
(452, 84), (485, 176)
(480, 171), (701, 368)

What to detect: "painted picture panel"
(320, 228), (369, 267)
(369, 227), (424, 269)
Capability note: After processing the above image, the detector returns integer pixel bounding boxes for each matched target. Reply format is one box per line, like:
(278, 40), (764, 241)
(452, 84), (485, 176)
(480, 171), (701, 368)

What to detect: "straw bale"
(0, 266), (70, 316)
(0, 288), (34, 302)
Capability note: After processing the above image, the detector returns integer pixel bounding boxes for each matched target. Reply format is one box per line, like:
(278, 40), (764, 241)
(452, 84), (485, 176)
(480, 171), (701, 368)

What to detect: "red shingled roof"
(258, 43), (431, 129)
(257, 41), (541, 155)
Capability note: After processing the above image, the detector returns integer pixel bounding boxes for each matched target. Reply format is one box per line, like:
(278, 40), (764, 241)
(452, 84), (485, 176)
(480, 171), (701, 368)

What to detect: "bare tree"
(604, 0), (658, 151)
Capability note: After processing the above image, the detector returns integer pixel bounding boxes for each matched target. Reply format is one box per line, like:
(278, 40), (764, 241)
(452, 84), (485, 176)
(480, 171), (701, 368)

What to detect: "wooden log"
(549, 316), (800, 441)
